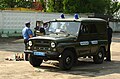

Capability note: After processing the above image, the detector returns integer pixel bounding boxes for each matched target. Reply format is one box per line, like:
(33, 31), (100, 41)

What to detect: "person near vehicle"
(34, 21), (41, 36)
(39, 23), (45, 35)
(22, 21), (33, 61)
(106, 24), (113, 61)
(34, 21), (45, 36)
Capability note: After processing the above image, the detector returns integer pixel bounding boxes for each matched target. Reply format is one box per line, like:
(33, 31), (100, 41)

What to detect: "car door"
(87, 23), (99, 54)
(77, 23), (91, 56)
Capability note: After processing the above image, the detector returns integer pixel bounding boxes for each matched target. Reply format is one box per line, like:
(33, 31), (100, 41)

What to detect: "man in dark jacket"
(106, 25), (113, 61)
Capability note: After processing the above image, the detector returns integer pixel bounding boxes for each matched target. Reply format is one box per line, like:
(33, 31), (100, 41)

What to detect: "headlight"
(51, 42), (55, 48)
(28, 41), (33, 46)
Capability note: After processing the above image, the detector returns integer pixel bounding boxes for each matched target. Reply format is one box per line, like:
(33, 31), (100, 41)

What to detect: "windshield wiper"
(66, 33), (77, 37)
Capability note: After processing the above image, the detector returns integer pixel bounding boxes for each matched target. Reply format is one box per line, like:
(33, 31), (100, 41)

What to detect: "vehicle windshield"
(47, 21), (81, 36)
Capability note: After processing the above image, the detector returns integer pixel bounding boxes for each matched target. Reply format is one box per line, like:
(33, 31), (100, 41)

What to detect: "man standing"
(106, 25), (113, 61)
(22, 21), (33, 61)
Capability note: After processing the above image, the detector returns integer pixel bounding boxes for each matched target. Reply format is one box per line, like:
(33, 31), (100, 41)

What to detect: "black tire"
(93, 48), (104, 64)
(29, 54), (43, 67)
(59, 50), (75, 70)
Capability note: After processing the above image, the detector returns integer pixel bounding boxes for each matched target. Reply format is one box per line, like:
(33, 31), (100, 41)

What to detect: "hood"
(30, 34), (77, 42)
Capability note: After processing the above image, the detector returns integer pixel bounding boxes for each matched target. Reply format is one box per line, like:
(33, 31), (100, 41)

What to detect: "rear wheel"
(59, 50), (75, 70)
(93, 48), (104, 64)
(29, 54), (43, 67)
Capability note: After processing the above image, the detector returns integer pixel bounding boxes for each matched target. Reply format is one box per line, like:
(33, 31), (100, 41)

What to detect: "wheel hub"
(66, 57), (71, 64)
(98, 52), (102, 58)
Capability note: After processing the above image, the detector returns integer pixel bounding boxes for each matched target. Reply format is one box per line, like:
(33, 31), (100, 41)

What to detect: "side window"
(96, 22), (107, 33)
(80, 24), (89, 34)
(89, 24), (97, 33)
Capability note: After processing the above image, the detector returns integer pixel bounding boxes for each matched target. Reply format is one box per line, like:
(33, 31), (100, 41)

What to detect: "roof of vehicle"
(54, 18), (107, 22)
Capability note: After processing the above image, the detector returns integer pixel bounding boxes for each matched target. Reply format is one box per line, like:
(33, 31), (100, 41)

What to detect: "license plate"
(34, 52), (45, 56)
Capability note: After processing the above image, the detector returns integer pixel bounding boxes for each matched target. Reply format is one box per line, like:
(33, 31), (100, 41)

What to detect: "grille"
(34, 47), (50, 51)
(34, 40), (50, 47)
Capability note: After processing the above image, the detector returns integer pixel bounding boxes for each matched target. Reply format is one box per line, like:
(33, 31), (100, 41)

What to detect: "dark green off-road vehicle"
(24, 17), (108, 70)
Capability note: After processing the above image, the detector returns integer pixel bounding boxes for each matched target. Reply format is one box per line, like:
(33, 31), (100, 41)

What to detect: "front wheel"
(59, 50), (75, 70)
(29, 54), (43, 67)
(93, 48), (104, 64)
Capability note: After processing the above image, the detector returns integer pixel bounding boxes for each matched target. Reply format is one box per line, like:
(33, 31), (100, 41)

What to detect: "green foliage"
(16, 0), (33, 8)
(0, 0), (16, 9)
(47, 0), (54, 12)
(105, 1), (120, 15)
(0, 0), (120, 16)
(40, 0), (46, 11)
(63, 0), (110, 13)
(47, 0), (64, 12)
(46, 0), (120, 16)
(0, 0), (33, 9)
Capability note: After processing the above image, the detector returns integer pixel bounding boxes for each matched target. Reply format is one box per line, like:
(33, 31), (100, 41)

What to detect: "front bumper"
(24, 50), (59, 59)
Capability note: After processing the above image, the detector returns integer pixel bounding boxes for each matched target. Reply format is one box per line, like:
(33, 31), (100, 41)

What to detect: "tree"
(63, 0), (77, 13)
(0, 0), (16, 9)
(0, 0), (120, 17)
(0, 0), (33, 9)
(39, 0), (46, 12)
(16, 0), (33, 8)
(47, 0), (64, 12)
(62, 0), (120, 16)
(105, 0), (120, 15)
(87, 0), (108, 13)
(63, 0), (110, 13)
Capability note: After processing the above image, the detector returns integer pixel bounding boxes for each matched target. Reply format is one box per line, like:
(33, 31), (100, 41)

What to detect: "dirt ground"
(0, 33), (120, 79)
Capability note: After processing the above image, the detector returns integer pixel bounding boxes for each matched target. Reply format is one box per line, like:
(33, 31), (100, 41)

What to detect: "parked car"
(24, 16), (108, 70)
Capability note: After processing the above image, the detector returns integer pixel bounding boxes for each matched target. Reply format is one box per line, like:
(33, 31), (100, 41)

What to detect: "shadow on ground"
(35, 59), (120, 77)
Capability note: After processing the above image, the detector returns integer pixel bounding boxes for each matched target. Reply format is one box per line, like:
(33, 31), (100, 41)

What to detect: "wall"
(0, 11), (63, 37)
(0, 11), (120, 37)
(109, 22), (120, 32)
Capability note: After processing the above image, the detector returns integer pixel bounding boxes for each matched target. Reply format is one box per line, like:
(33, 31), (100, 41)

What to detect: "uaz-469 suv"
(24, 17), (108, 70)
